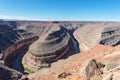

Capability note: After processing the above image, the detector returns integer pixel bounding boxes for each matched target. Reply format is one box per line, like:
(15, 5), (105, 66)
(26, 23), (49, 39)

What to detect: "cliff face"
(74, 23), (120, 52)
(100, 26), (120, 46)
(15, 21), (83, 35)
(22, 26), (73, 72)
(1, 21), (120, 80)
(0, 23), (38, 67)
(28, 45), (120, 80)
(3, 37), (38, 67)
(0, 64), (22, 80)
(73, 23), (107, 52)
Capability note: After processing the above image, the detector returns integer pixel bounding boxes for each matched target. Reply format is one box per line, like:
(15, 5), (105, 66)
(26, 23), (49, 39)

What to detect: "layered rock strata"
(0, 23), (38, 67)
(0, 64), (22, 80)
(9, 21), (83, 35)
(73, 23), (107, 52)
(74, 23), (120, 52)
(100, 26), (120, 46)
(28, 45), (120, 80)
(22, 27), (72, 71)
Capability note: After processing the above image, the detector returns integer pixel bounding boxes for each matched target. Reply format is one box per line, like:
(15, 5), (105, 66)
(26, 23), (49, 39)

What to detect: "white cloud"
(0, 15), (42, 21)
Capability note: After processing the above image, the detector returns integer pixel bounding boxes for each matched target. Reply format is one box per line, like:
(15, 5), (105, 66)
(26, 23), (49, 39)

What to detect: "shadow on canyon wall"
(2, 23), (81, 74)
(4, 44), (30, 73)
(60, 26), (80, 54)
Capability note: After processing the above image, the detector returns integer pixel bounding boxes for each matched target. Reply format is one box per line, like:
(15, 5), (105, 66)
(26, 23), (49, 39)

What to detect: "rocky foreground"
(28, 45), (120, 80)
(0, 21), (120, 80)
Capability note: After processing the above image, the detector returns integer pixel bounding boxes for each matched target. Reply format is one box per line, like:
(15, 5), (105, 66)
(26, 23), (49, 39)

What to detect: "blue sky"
(0, 0), (120, 21)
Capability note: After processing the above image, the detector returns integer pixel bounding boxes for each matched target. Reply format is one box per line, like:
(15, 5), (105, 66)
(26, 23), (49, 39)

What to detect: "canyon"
(0, 20), (120, 80)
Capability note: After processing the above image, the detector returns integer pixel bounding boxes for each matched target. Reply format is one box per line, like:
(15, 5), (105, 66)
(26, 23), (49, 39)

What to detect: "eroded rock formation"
(74, 23), (120, 52)
(22, 27), (72, 71)
(0, 23), (38, 67)
(0, 64), (22, 80)
(73, 23), (107, 52)
(27, 45), (120, 80)
(79, 59), (103, 80)
(1, 21), (120, 80)
(100, 26), (120, 46)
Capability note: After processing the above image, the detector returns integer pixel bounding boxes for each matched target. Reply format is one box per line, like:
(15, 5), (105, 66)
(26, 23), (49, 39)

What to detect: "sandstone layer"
(22, 27), (73, 72)
(100, 26), (120, 46)
(1, 21), (120, 80)
(28, 45), (120, 80)
(0, 23), (38, 67)
(0, 64), (22, 80)
(74, 23), (120, 52)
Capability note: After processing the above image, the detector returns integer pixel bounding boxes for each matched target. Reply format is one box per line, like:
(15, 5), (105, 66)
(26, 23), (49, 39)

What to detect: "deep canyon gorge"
(1, 20), (120, 80)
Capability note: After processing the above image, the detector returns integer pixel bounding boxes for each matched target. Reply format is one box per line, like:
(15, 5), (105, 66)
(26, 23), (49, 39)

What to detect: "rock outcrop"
(1, 21), (120, 80)
(78, 59), (103, 80)
(100, 26), (120, 46)
(0, 64), (22, 80)
(74, 23), (120, 52)
(22, 27), (72, 72)
(73, 23), (107, 52)
(27, 45), (120, 80)
(15, 21), (83, 35)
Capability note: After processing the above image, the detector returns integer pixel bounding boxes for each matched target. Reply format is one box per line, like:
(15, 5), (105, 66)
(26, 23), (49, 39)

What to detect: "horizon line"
(1, 19), (120, 22)
(0, 15), (120, 22)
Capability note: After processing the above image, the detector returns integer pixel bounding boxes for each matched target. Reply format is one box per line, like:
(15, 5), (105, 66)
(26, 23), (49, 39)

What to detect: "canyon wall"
(0, 23), (38, 67)
(0, 64), (22, 80)
(74, 23), (120, 52)
(1, 21), (120, 80)
(22, 26), (73, 72)
(3, 37), (38, 67)
(28, 45), (120, 80)
(100, 26), (120, 46)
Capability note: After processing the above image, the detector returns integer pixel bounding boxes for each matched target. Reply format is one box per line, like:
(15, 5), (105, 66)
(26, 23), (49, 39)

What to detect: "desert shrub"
(24, 68), (34, 73)
(105, 62), (118, 69)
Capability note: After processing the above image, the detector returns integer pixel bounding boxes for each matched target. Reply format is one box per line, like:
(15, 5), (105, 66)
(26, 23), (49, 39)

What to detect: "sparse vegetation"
(24, 68), (34, 73)
(105, 62), (118, 69)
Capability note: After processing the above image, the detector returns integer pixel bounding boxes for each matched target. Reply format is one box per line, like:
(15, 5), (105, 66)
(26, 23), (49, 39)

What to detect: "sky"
(0, 0), (120, 21)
